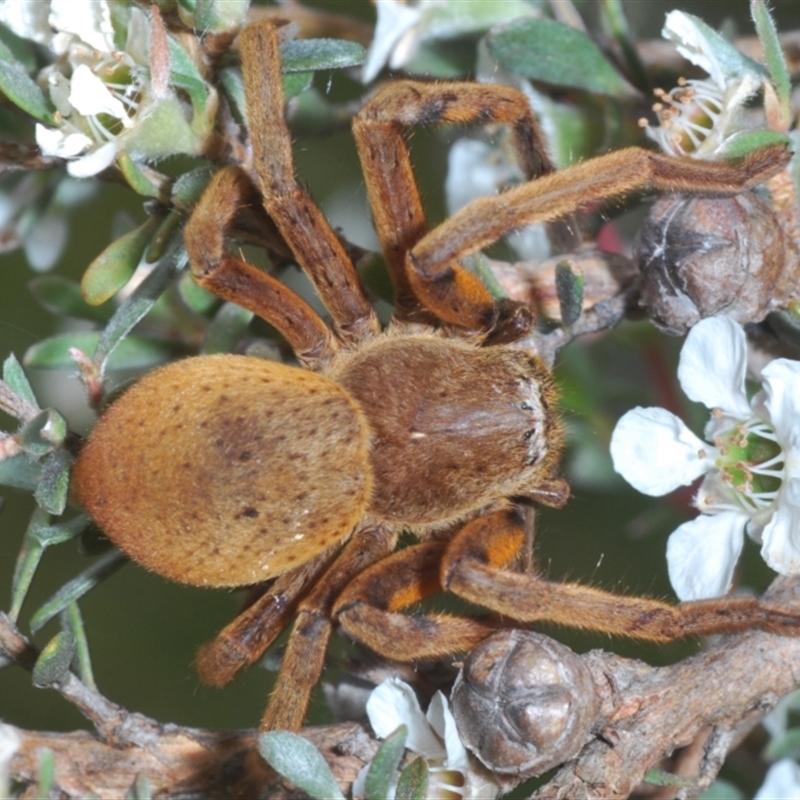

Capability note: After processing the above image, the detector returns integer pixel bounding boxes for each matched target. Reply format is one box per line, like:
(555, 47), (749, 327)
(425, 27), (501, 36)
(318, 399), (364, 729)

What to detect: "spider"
(71, 21), (798, 733)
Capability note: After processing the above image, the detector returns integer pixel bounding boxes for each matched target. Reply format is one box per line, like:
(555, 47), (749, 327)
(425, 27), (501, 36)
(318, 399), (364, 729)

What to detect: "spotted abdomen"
(72, 355), (373, 587)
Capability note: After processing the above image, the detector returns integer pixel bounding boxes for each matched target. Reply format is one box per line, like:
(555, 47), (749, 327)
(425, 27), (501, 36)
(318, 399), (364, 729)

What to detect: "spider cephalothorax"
(71, 21), (800, 733)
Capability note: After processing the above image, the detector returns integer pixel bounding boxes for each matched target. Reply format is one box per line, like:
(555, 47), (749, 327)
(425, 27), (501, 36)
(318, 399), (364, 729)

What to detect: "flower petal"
(754, 759), (800, 800)
(362, 0), (421, 83)
(677, 316), (751, 417)
(49, 0), (116, 54)
(35, 124), (92, 158)
(761, 358), (800, 454)
(610, 407), (713, 496)
(66, 141), (117, 177)
(69, 65), (130, 123)
(366, 678), (444, 759)
(427, 691), (470, 772)
(760, 477), (800, 575)
(666, 511), (746, 600)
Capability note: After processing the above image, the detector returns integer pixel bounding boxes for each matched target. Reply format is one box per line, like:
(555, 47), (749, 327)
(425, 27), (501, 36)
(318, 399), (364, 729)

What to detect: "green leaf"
(644, 769), (694, 788)
(29, 276), (111, 323)
(0, 37), (56, 124)
(81, 217), (159, 306)
(19, 408), (67, 456)
(751, 0), (791, 124)
(30, 549), (128, 633)
(257, 732), (345, 800)
(167, 36), (210, 117)
(365, 726), (408, 800)
(218, 66), (247, 125)
(395, 756), (429, 800)
(487, 18), (638, 98)
(63, 601), (96, 690)
(9, 507), (50, 623)
(3, 353), (37, 407)
(172, 168), (212, 210)
(36, 748), (55, 798)
(192, 0), (248, 34)
(25, 332), (183, 372)
(763, 727), (800, 761)
(117, 152), (169, 199)
(202, 302), (253, 355)
(144, 208), (183, 264)
(280, 39), (367, 73)
(32, 630), (76, 688)
(555, 261), (585, 328)
(283, 71), (314, 101)
(717, 129), (791, 160)
(699, 778), (745, 800)
(0, 454), (40, 491)
(125, 773), (153, 800)
(34, 448), (73, 515)
(10, 516), (90, 619)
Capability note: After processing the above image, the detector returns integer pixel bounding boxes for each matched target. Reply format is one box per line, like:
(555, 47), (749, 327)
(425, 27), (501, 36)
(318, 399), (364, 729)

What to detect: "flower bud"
(451, 630), (600, 777)
(635, 191), (788, 334)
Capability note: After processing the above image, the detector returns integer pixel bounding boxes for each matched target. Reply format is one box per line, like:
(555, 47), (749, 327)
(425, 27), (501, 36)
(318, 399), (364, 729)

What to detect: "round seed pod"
(635, 191), (788, 335)
(451, 630), (600, 777)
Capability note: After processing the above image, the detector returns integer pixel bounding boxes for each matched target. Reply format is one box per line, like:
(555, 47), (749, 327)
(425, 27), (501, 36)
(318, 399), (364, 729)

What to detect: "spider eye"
(521, 401), (533, 411)
(523, 428), (537, 440)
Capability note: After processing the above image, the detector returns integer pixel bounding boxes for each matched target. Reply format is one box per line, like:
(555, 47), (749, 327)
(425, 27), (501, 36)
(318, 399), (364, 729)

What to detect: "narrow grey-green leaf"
(555, 261), (585, 327)
(395, 756), (429, 800)
(365, 726), (408, 800)
(763, 727), (800, 762)
(283, 71), (314, 100)
(202, 302), (253, 354)
(751, 0), (791, 123)
(82, 217), (159, 306)
(717, 129), (790, 160)
(34, 448), (73, 515)
(32, 630), (76, 687)
(699, 778), (745, 800)
(3, 353), (37, 407)
(487, 18), (638, 98)
(117, 151), (168, 199)
(63, 602), (96, 690)
(0, 37), (56, 124)
(167, 37), (209, 116)
(9, 507), (50, 623)
(644, 769), (694, 788)
(280, 39), (366, 73)
(124, 772), (153, 800)
(36, 748), (55, 798)
(29, 276), (111, 323)
(30, 549), (128, 633)
(172, 168), (212, 210)
(0, 454), (40, 491)
(257, 731), (345, 800)
(25, 332), (183, 371)
(19, 408), (67, 456)
(218, 66), (247, 125)
(93, 244), (188, 374)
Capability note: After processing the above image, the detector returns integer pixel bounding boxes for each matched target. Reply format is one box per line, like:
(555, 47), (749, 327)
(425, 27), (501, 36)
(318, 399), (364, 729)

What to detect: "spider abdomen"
(335, 336), (561, 528)
(72, 355), (373, 587)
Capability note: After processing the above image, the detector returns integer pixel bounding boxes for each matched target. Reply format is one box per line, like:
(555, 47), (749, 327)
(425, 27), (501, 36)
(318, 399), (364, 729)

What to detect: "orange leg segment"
(238, 24), (380, 345)
(261, 526), (398, 731)
(442, 507), (800, 641)
(334, 539), (496, 663)
(185, 166), (337, 368)
(353, 80), (553, 328)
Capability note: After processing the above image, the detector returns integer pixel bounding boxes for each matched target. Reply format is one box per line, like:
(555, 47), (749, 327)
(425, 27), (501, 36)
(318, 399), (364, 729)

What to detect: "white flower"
(755, 759), (800, 800)
(353, 677), (498, 800)
(363, 0), (538, 83)
(610, 316), (800, 601)
(642, 11), (766, 157)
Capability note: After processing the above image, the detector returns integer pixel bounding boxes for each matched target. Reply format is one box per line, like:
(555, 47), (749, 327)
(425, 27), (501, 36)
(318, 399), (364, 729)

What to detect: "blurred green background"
(0, 0), (797, 752)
